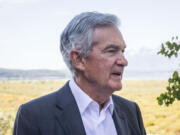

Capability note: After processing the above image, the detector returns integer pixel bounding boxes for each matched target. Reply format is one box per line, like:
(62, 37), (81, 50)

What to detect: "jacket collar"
(54, 81), (86, 135)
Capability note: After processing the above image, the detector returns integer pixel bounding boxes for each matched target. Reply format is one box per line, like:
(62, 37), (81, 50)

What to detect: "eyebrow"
(102, 44), (126, 52)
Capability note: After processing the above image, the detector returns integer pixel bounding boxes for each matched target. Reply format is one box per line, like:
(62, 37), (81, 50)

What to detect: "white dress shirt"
(69, 78), (118, 135)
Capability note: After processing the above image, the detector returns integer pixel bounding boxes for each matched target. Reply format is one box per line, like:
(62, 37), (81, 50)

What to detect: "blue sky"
(0, 0), (180, 70)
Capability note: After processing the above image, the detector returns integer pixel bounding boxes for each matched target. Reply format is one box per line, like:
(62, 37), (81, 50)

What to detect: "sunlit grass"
(0, 80), (180, 135)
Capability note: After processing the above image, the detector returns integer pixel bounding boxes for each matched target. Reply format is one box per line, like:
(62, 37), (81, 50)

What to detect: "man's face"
(82, 26), (128, 93)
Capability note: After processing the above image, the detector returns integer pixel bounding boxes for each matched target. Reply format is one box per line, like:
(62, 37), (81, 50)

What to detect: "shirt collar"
(69, 78), (92, 115)
(69, 78), (114, 115)
(103, 96), (114, 115)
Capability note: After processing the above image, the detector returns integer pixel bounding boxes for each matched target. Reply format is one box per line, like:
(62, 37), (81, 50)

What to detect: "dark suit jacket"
(13, 81), (146, 135)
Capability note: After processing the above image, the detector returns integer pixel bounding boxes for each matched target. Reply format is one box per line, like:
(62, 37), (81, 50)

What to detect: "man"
(13, 12), (146, 135)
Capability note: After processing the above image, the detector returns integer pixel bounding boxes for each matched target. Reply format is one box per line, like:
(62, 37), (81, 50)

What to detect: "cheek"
(97, 60), (114, 79)
(86, 56), (114, 77)
(100, 59), (114, 70)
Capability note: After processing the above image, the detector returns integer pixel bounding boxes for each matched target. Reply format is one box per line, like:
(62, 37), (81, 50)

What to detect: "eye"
(107, 49), (117, 53)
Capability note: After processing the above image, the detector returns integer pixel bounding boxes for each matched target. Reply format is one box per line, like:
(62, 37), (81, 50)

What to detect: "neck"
(74, 75), (112, 106)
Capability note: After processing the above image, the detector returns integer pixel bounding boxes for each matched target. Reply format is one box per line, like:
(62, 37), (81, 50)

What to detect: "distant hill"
(0, 68), (71, 80)
(0, 68), (177, 80)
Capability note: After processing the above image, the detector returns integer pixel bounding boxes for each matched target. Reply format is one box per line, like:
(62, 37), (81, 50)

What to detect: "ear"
(70, 49), (86, 71)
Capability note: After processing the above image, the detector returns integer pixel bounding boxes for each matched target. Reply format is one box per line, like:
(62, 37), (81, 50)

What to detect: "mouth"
(112, 72), (121, 76)
(111, 71), (122, 79)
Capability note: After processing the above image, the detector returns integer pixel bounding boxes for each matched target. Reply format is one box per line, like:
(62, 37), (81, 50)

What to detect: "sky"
(0, 0), (180, 71)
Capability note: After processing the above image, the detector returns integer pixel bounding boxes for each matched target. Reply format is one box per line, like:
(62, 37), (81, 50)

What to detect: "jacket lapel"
(112, 95), (131, 135)
(54, 82), (86, 135)
(112, 109), (131, 135)
(112, 95), (140, 135)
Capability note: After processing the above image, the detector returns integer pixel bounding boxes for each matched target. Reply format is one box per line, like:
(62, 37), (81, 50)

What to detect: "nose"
(116, 53), (128, 67)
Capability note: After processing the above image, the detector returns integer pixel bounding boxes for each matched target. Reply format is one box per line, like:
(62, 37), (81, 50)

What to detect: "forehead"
(92, 26), (126, 49)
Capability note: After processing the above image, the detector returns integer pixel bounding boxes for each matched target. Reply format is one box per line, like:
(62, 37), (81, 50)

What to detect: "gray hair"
(60, 12), (120, 76)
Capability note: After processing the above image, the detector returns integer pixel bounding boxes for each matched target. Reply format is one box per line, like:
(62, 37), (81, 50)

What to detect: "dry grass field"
(0, 80), (180, 135)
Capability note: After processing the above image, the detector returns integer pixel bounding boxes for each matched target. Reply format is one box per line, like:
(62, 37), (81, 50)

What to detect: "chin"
(111, 84), (122, 91)
(113, 81), (122, 89)
(114, 86), (122, 91)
